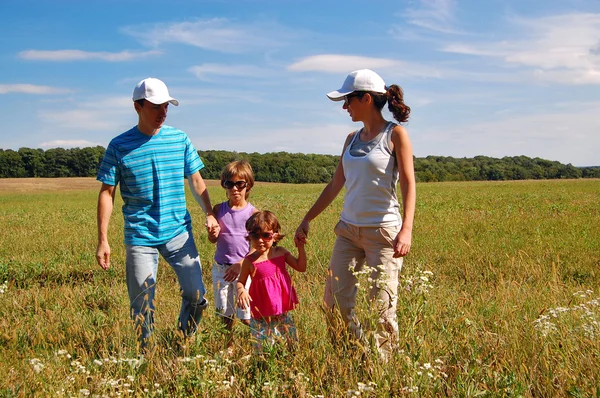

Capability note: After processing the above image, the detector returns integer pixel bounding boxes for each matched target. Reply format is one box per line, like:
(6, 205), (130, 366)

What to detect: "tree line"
(0, 147), (598, 182)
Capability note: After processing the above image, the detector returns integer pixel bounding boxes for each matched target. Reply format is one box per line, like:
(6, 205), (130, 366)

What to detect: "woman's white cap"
(132, 77), (179, 106)
(326, 69), (386, 101)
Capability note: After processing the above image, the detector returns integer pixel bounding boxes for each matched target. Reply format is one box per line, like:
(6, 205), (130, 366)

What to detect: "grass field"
(0, 177), (599, 397)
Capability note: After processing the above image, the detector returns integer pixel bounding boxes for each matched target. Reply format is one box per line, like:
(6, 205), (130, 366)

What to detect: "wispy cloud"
(442, 13), (600, 84)
(0, 84), (72, 95)
(288, 54), (444, 79)
(417, 100), (600, 166)
(38, 96), (131, 131)
(123, 18), (286, 53)
(188, 63), (269, 81)
(404, 0), (460, 34)
(39, 140), (102, 149)
(19, 49), (161, 62)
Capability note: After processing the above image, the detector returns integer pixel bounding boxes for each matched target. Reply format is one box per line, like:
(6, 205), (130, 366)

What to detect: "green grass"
(0, 178), (599, 396)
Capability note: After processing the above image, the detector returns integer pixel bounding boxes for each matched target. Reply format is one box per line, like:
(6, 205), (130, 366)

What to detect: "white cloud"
(404, 0), (460, 34)
(193, 122), (351, 155)
(19, 49), (161, 62)
(188, 63), (269, 81)
(38, 96), (131, 131)
(288, 54), (444, 79)
(0, 84), (72, 95)
(416, 101), (600, 166)
(442, 13), (600, 85)
(39, 140), (102, 149)
(124, 18), (285, 53)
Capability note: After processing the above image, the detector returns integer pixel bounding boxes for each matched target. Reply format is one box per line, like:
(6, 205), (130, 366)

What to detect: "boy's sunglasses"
(249, 231), (275, 240)
(222, 180), (247, 189)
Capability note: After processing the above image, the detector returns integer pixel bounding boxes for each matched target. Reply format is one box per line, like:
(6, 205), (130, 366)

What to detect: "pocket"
(378, 225), (400, 246)
(333, 220), (344, 236)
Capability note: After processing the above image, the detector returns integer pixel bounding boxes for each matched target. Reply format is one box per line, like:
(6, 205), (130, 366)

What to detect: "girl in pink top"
(237, 211), (306, 352)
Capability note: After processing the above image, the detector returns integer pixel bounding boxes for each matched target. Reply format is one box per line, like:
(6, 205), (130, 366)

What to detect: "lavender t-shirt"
(214, 201), (256, 264)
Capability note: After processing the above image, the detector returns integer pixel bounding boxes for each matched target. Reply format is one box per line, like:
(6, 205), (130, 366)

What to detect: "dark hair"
(245, 210), (285, 245)
(369, 85), (411, 124)
(134, 99), (146, 107)
(220, 160), (255, 199)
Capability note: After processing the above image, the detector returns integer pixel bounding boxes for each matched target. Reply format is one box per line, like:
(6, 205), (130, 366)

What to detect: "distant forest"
(1, 147), (599, 183)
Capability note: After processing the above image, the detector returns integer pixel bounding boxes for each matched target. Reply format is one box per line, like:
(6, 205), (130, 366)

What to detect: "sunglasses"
(344, 92), (363, 106)
(249, 231), (275, 240)
(222, 180), (247, 189)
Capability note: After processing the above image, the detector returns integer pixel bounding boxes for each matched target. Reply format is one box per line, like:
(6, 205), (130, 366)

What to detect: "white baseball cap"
(132, 77), (179, 106)
(326, 69), (387, 101)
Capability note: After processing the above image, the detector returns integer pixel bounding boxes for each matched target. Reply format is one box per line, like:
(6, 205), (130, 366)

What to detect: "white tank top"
(340, 122), (401, 227)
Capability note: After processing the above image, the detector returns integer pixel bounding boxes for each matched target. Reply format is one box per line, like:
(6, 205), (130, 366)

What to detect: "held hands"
(223, 262), (241, 282)
(294, 219), (310, 247)
(96, 241), (111, 270)
(393, 228), (412, 258)
(205, 214), (219, 231)
(206, 223), (220, 240)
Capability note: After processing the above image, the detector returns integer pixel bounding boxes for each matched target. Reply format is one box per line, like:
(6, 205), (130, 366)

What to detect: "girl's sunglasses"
(249, 231), (275, 240)
(222, 180), (247, 189)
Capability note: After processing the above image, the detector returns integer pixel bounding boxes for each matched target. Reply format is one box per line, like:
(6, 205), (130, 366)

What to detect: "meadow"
(0, 177), (599, 397)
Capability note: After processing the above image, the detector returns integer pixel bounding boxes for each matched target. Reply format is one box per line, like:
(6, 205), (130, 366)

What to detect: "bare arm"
(96, 183), (116, 270)
(187, 171), (218, 230)
(294, 133), (353, 244)
(284, 244), (307, 273)
(206, 203), (221, 244)
(236, 259), (253, 310)
(391, 125), (416, 257)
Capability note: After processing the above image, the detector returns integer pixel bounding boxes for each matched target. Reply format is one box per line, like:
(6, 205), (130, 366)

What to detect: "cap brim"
(326, 90), (354, 101)
(144, 96), (179, 106)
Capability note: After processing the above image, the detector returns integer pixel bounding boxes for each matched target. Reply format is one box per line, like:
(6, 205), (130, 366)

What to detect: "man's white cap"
(326, 69), (387, 101)
(132, 77), (179, 106)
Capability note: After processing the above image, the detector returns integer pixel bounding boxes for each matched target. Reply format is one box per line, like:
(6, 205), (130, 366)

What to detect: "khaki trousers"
(324, 220), (403, 357)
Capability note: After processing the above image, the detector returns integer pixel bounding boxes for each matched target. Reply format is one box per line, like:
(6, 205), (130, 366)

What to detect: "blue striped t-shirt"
(97, 125), (204, 246)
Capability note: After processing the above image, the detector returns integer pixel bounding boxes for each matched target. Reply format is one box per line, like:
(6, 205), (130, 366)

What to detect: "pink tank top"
(248, 254), (298, 318)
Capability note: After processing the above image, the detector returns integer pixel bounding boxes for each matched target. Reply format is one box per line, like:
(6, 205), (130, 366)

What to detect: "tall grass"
(0, 178), (599, 396)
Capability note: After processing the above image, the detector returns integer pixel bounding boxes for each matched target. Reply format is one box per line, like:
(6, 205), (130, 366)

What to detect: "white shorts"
(212, 261), (251, 320)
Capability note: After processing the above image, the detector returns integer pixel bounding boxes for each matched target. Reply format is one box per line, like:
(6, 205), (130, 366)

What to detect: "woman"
(295, 69), (416, 359)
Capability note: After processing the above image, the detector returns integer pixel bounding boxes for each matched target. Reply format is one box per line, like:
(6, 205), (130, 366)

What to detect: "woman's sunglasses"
(222, 180), (247, 189)
(249, 231), (275, 240)
(344, 92), (363, 106)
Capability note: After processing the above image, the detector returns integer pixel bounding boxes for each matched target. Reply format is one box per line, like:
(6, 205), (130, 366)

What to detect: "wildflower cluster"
(29, 358), (44, 373)
(178, 354), (235, 393)
(350, 264), (389, 290)
(0, 280), (7, 294)
(398, 358), (448, 394)
(534, 290), (600, 338)
(401, 268), (434, 295)
(346, 381), (377, 396)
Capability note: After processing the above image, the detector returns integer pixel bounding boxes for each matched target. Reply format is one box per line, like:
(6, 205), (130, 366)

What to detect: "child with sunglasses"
(237, 211), (306, 353)
(207, 160), (258, 350)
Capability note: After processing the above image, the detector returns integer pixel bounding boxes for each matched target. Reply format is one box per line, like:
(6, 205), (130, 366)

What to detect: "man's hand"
(96, 241), (111, 270)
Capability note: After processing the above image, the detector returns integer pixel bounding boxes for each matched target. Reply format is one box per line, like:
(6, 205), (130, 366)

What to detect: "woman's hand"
(295, 219), (310, 246)
(393, 228), (412, 258)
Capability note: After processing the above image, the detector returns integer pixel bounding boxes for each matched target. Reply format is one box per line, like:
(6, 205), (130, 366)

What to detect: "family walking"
(95, 69), (415, 359)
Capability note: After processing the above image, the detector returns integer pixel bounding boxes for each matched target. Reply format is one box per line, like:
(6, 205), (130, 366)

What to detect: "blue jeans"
(125, 231), (208, 348)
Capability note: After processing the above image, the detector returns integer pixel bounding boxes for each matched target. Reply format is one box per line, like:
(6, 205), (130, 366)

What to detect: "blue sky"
(1, 0), (599, 166)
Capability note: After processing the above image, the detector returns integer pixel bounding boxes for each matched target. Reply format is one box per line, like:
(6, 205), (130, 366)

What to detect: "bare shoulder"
(391, 124), (409, 139)
(273, 246), (289, 258)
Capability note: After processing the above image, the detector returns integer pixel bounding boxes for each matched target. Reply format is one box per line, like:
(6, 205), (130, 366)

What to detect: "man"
(96, 77), (217, 351)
